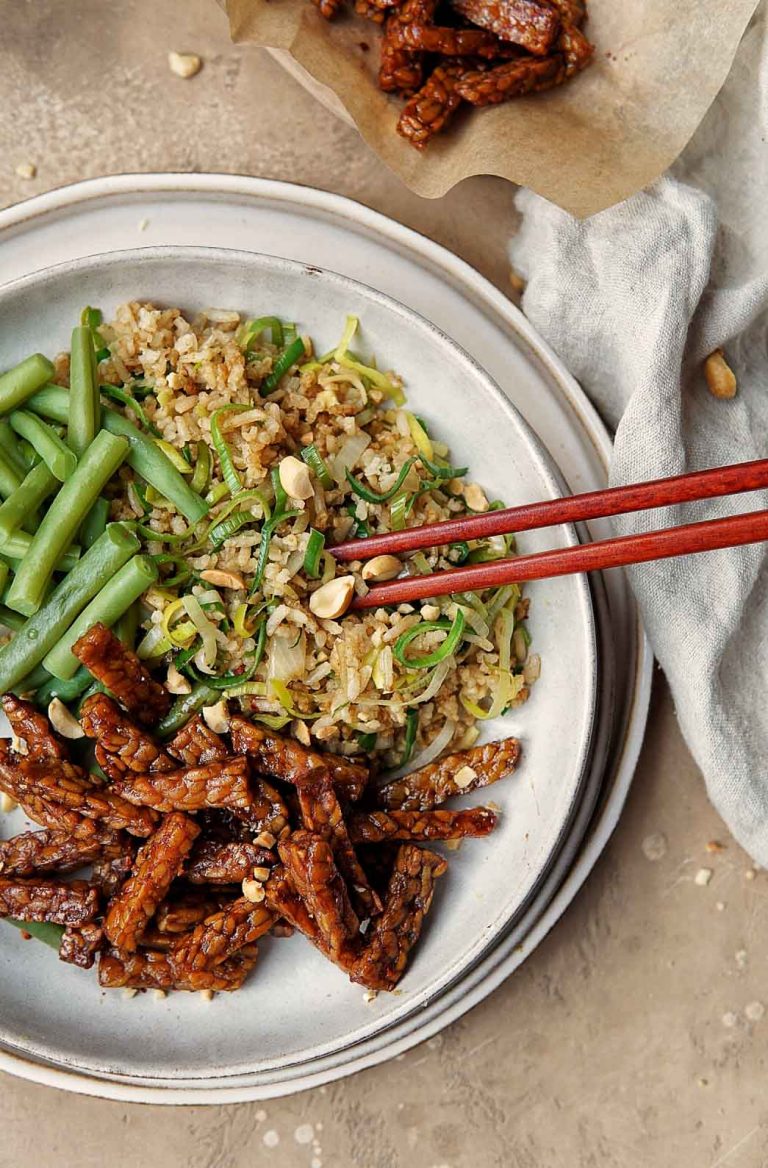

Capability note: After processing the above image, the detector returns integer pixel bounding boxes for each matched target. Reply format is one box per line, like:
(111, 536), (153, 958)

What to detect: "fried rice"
(53, 301), (539, 769)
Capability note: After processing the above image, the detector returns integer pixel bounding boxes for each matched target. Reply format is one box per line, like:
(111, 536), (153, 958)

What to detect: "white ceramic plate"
(0, 176), (651, 1101)
(0, 246), (597, 1083)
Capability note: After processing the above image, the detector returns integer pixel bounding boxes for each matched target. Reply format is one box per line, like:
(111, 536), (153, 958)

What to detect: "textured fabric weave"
(510, 8), (768, 863)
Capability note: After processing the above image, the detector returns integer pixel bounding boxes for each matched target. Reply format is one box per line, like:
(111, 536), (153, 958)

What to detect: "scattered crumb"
(745, 869), (756, 881)
(722, 1011), (738, 1028)
(294, 1124), (314, 1145)
(255, 1109), (267, 1123)
(198, 988), (214, 1001)
(168, 51), (202, 79)
(15, 161), (37, 179)
(642, 833), (667, 862)
(706, 840), (725, 853)
(697, 1077), (709, 1088)
(509, 269), (526, 294)
(122, 987), (139, 999)
(263, 1130), (280, 1148)
(485, 801), (501, 813)
(152, 988), (167, 1000)
(444, 838), (463, 851)
(716, 901), (726, 912)
(311, 1159), (322, 1168)
(363, 989), (377, 1003)
(735, 949), (748, 970)
(694, 867), (713, 886)
(316, 1122), (323, 1132)
(746, 1001), (765, 1022)
(138, 218), (149, 232)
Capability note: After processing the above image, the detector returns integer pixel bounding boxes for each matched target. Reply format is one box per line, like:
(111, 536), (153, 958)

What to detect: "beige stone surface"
(1, 4), (767, 1166)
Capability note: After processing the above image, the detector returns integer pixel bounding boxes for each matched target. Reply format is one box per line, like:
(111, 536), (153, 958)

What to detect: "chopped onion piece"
(182, 594), (218, 669)
(329, 432), (371, 485)
(267, 630), (306, 683)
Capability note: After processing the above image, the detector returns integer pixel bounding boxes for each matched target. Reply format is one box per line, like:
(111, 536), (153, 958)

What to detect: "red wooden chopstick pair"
(329, 459), (768, 609)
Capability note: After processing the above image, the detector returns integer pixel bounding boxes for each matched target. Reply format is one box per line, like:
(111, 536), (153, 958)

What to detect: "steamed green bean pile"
(0, 308), (210, 704)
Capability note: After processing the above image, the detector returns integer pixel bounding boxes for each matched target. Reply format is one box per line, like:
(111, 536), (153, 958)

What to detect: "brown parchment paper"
(224, 0), (759, 217)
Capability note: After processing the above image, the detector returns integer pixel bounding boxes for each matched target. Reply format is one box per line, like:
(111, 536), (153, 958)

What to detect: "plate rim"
(0, 174), (653, 1102)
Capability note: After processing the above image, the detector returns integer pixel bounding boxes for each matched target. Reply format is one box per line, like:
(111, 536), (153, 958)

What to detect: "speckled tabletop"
(1, 3), (767, 1166)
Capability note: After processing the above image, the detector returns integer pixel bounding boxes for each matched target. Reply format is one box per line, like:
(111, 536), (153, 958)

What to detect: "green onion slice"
(301, 443), (333, 489)
(238, 316), (285, 351)
(304, 529), (325, 578)
(393, 609), (466, 670)
(210, 404), (250, 495)
(261, 337), (305, 397)
(399, 709), (419, 767)
(346, 458), (416, 505)
(390, 493), (409, 532)
(190, 442), (211, 495)
(100, 385), (160, 435)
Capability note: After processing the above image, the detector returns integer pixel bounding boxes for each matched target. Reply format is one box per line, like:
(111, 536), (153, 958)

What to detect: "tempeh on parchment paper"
(221, 0), (759, 215)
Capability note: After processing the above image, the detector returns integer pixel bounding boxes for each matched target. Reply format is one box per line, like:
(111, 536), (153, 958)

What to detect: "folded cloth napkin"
(509, 6), (768, 864)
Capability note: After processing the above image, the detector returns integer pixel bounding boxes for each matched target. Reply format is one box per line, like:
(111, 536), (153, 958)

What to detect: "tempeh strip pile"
(298, 778), (381, 917)
(98, 945), (259, 992)
(279, 831), (359, 961)
(2, 695), (68, 760)
(104, 812), (200, 951)
(186, 838), (274, 884)
(167, 714), (229, 766)
(59, 922), (104, 969)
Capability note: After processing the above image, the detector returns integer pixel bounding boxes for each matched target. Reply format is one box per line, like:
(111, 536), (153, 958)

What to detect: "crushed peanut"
(15, 161), (37, 179)
(242, 877), (266, 903)
(694, 867), (713, 886)
(454, 765), (477, 789)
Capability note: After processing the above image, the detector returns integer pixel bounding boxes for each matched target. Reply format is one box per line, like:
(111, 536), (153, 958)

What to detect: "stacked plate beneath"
(0, 176), (651, 1102)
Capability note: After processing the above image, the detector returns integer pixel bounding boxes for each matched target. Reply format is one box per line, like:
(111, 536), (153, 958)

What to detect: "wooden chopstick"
(350, 507), (768, 610)
(333, 458), (768, 563)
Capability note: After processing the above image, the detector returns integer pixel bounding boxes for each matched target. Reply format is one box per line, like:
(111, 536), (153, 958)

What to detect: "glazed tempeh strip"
(279, 831), (359, 960)
(186, 839), (275, 885)
(80, 693), (175, 775)
(155, 891), (224, 935)
(236, 777), (290, 839)
(104, 811), (200, 951)
(229, 716), (368, 802)
(0, 753), (158, 837)
(376, 738), (521, 810)
(0, 828), (123, 877)
(72, 622), (171, 726)
(59, 922), (104, 969)
(298, 779), (381, 917)
(0, 876), (100, 926)
(347, 806), (498, 843)
(98, 945), (259, 991)
(171, 898), (275, 972)
(265, 864), (357, 968)
(2, 695), (68, 761)
(166, 714), (229, 766)
(449, 0), (560, 54)
(353, 844), (447, 990)
(111, 756), (252, 814)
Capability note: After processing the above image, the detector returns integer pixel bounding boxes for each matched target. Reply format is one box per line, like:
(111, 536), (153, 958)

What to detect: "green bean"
(11, 662), (52, 695)
(6, 432), (129, 616)
(102, 409), (209, 524)
(28, 388), (209, 524)
(0, 605), (25, 633)
(0, 354), (55, 416)
(4, 532), (81, 573)
(0, 522), (139, 691)
(44, 554), (157, 679)
(0, 463), (58, 545)
(68, 326), (99, 457)
(156, 681), (219, 738)
(80, 496), (110, 550)
(0, 421), (27, 474)
(8, 411), (77, 482)
(0, 447), (23, 501)
(25, 385), (69, 425)
(34, 665), (92, 708)
(114, 599), (140, 649)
